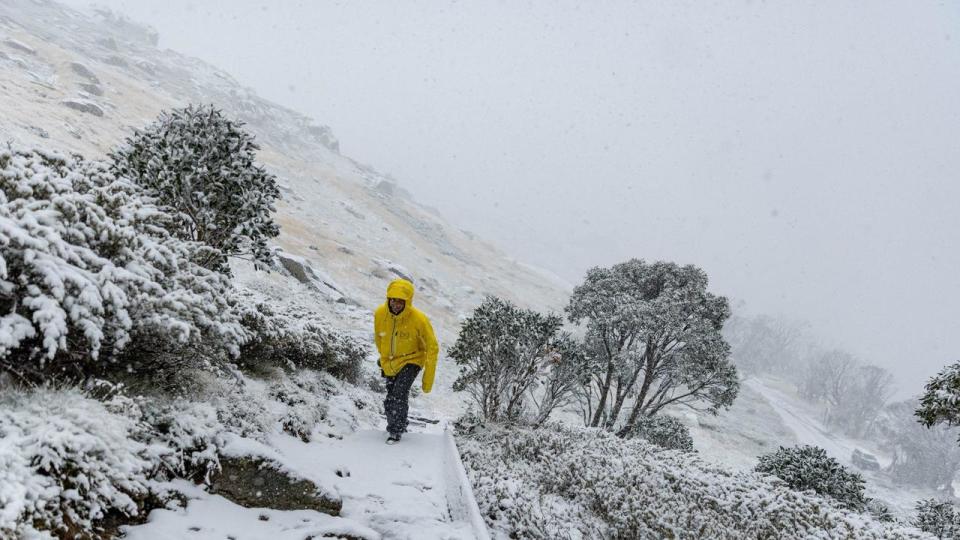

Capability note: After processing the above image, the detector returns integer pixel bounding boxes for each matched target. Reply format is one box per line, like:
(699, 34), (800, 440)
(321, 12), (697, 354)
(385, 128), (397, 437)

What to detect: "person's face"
(388, 297), (406, 315)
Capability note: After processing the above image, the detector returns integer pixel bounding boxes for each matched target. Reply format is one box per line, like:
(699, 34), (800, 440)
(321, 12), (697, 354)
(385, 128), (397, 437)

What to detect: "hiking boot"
(386, 433), (401, 445)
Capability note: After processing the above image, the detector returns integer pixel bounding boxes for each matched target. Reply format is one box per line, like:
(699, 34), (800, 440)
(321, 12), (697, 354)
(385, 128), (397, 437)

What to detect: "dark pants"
(384, 364), (421, 436)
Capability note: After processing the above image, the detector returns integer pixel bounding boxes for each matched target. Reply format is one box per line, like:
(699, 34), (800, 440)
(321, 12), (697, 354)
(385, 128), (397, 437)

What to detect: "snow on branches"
(566, 259), (739, 433)
(917, 361), (960, 440)
(0, 148), (243, 380)
(754, 445), (868, 512)
(110, 105), (281, 273)
(458, 423), (924, 539)
(450, 296), (588, 425)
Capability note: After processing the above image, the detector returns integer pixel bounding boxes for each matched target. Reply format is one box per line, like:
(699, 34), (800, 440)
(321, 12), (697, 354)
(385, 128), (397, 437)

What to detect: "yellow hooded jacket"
(374, 279), (439, 393)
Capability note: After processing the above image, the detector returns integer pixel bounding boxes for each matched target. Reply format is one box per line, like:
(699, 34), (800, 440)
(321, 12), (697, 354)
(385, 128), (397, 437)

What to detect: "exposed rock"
(385, 262), (413, 282)
(304, 122), (340, 153)
(135, 59), (157, 76)
(370, 266), (389, 280)
(28, 125), (49, 139)
(63, 122), (82, 140)
(851, 449), (880, 471)
(103, 55), (128, 68)
(336, 246), (354, 256)
(211, 456), (341, 516)
(4, 38), (35, 55)
(69, 61), (99, 83)
(420, 276), (441, 291)
(61, 98), (104, 117)
(96, 36), (118, 51)
(374, 179), (396, 196)
(276, 251), (352, 304)
(341, 202), (365, 220)
(79, 82), (103, 96)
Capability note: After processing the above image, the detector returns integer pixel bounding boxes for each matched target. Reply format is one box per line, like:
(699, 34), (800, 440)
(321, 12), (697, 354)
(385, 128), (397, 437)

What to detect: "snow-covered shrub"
(913, 499), (959, 539)
(450, 296), (587, 424)
(110, 104), (281, 273)
(138, 397), (224, 484)
(0, 148), (244, 381)
(754, 445), (868, 512)
(235, 292), (367, 383)
(622, 414), (693, 451)
(0, 386), (152, 539)
(268, 372), (334, 442)
(458, 424), (923, 539)
(211, 379), (277, 440)
(917, 361), (960, 440)
(867, 498), (896, 523)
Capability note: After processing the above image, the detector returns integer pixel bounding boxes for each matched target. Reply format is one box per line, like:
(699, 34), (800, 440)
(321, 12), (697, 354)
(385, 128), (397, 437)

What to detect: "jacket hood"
(386, 278), (415, 303)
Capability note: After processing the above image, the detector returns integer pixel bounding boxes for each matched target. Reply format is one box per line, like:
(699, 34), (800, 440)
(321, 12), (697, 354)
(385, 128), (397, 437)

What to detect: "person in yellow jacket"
(374, 278), (439, 444)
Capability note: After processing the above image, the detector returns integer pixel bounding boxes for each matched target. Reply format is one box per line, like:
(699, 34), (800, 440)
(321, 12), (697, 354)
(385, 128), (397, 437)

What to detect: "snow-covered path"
(745, 378), (858, 465)
(274, 429), (477, 539)
(745, 378), (891, 468)
(124, 427), (486, 540)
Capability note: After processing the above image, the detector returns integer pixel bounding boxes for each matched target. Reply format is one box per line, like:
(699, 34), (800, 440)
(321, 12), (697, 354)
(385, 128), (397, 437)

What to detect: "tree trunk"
(590, 359), (614, 427)
(617, 344), (658, 436)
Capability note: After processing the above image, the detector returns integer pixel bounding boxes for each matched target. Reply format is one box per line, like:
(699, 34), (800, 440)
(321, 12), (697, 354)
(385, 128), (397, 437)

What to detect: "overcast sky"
(64, 0), (960, 396)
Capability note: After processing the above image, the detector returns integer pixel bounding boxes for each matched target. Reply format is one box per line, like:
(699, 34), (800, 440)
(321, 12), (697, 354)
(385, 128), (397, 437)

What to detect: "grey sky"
(63, 0), (960, 396)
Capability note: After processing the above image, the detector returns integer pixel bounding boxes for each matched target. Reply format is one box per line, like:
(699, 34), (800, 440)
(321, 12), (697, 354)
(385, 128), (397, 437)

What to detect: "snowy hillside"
(0, 0), (571, 339)
(681, 376), (951, 519)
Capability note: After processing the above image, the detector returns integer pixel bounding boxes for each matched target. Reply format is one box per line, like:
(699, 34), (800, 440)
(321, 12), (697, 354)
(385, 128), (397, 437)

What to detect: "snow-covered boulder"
(276, 251), (351, 303)
(61, 97), (104, 116)
(3, 38), (35, 55)
(69, 61), (99, 83)
(211, 454), (342, 516)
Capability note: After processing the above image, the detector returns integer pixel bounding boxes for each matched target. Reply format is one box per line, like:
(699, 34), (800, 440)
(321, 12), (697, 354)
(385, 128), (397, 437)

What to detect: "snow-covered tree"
(917, 361), (960, 440)
(451, 296), (588, 424)
(879, 400), (960, 496)
(527, 333), (590, 427)
(800, 350), (895, 437)
(110, 104), (280, 273)
(913, 499), (960, 539)
(828, 364), (895, 437)
(754, 445), (868, 512)
(566, 259), (738, 434)
(0, 148), (244, 381)
(622, 414), (694, 451)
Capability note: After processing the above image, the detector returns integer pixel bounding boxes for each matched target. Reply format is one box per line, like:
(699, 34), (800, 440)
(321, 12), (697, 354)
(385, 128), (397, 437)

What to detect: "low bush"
(0, 387), (152, 539)
(0, 148), (243, 383)
(457, 423), (922, 539)
(913, 499), (959, 539)
(621, 414), (694, 451)
(235, 291), (368, 383)
(754, 445), (868, 512)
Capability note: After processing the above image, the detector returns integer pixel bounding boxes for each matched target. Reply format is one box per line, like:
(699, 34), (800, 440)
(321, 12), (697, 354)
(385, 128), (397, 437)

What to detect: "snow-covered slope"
(682, 375), (945, 518)
(0, 0), (571, 342)
(0, 1), (566, 537)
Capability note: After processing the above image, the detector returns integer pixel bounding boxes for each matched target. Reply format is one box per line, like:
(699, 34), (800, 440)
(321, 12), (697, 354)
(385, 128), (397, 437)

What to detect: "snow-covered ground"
(125, 425), (483, 540)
